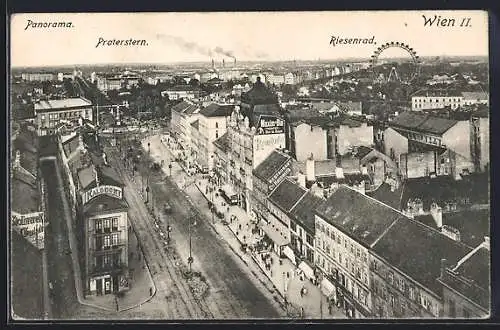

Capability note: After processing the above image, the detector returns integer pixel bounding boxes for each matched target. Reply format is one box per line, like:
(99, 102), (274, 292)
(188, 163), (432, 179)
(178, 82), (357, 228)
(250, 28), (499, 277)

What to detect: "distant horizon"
(11, 55), (489, 70)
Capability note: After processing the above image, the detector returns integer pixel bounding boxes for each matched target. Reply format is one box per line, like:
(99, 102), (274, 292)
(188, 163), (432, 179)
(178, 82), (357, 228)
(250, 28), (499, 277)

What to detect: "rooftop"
(34, 97), (92, 112)
(11, 175), (39, 214)
(461, 91), (489, 100)
(389, 112), (458, 135)
(268, 178), (308, 213)
(213, 132), (230, 153)
(372, 218), (472, 297)
(83, 193), (128, 215)
(200, 103), (234, 118)
(171, 101), (200, 115)
(241, 77), (278, 105)
(415, 208), (490, 248)
(401, 174), (490, 211)
(77, 166), (96, 190)
(367, 182), (405, 210)
(253, 150), (292, 183)
(316, 185), (405, 247)
(290, 191), (325, 234)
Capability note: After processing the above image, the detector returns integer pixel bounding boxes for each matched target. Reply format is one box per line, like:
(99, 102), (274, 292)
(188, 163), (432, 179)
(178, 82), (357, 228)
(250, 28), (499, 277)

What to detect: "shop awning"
(260, 222), (289, 246)
(283, 245), (296, 266)
(321, 277), (336, 297)
(298, 261), (315, 280)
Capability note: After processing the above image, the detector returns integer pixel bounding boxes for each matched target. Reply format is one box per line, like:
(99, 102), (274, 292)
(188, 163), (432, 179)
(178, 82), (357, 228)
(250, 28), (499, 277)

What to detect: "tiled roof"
(372, 218), (472, 296)
(166, 85), (201, 92)
(316, 185), (405, 247)
(367, 182), (404, 210)
(401, 174), (490, 211)
(444, 246), (491, 310)
(390, 112), (458, 135)
(290, 191), (325, 234)
(455, 246), (490, 289)
(62, 133), (80, 159)
(200, 103), (233, 118)
(340, 117), (364, 128)
(286, 108), (323, 123)
(83, 193), (128, 215)
(253, 150), (291, 182)
(268, 178), (307, 213)
(171, 101), (195, 114)
(11, 176), (39, 214)
(213, 132), (230, 153)
(416, 209), (490, 248)
(34, 97), (92, 112)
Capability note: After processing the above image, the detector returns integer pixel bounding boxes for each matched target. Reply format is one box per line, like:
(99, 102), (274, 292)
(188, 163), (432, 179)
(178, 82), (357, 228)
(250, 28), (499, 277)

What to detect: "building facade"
(34, 97), (93, 136)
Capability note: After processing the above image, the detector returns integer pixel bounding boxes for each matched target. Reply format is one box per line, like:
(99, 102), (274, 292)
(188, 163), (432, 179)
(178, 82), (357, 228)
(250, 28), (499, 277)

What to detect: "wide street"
(105, 135), (283, 319)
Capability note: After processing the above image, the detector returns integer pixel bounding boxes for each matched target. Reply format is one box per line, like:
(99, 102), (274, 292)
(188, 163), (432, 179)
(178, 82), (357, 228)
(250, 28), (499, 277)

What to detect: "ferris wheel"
(369, 42), (421, 84)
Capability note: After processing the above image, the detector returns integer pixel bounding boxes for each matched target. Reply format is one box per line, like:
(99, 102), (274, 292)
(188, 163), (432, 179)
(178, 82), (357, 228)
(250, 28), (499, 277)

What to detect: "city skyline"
(11, 11), (488, 67)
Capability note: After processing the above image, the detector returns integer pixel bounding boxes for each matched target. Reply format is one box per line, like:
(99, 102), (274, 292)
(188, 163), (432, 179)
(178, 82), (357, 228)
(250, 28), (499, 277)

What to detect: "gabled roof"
(373, 218), (472, 297)
(390, 112), (458, 135)
(171, 101), (199, 114)
(253, 150), (291, 183)
(316, 185), (405, 247)
(290, 191), (325, 234)
(200, 103), (233, 118)
(268, 178), (308, 213)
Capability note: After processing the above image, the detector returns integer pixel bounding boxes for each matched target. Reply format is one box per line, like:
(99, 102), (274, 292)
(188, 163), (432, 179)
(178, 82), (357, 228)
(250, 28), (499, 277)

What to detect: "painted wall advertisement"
(256, 115), (285, 135)
(11, 211), (45, 249)
(253, 133), (286, 168)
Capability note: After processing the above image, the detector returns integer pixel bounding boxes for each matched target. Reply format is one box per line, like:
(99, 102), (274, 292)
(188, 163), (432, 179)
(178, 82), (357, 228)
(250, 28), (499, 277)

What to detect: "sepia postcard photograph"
(8, 10), (491, 321)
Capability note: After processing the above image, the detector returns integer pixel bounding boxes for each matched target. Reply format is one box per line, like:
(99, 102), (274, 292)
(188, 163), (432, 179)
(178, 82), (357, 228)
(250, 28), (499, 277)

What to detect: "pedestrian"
(328, 304), (332, 315)
(227, 206), (230, 214)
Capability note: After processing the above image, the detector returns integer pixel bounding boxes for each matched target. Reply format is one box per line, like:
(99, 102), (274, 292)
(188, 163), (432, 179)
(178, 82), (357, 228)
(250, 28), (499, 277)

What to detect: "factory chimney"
(234, 58), (237, 66)
(212, 58), (215, 70)
(223, 59), (225, 68)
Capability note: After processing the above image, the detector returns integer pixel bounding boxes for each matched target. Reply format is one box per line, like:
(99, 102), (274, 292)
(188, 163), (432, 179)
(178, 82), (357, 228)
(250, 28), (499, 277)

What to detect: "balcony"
(91, 262), (127, 276)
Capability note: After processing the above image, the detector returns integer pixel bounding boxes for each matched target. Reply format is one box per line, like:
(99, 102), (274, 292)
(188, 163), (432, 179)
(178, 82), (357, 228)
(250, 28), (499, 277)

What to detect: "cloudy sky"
(11, 11), (488, 67)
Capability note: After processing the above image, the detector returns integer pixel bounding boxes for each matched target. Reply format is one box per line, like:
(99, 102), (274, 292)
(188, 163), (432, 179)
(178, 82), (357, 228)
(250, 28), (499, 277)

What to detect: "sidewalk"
(195, 178), (344, 319)
(82, 226), (156, 312)
(146, 133), (346, 319)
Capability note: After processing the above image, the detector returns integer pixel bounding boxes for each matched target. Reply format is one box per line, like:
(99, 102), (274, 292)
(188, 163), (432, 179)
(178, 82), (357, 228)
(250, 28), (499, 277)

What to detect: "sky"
(10, 11), (489, 67)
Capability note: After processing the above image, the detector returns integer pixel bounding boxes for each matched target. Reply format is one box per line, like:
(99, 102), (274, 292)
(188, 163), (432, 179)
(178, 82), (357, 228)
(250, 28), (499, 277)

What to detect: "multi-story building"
(21, 72), (56, 82)
(314, 186), (406, 318)
(34, 97), (93, 136)
(370, 213), (472, 318)
(224, 77), (286, 213)
(251, 149), (293, 225)
(438, 237), (490, 318)
(461, 92), (489, 106)
(10, 125), (45, 250)
(470, 110), (489, 172)
(96, 75), (123, 92)
(336, 118), (374, 156)
(411, 91), (463, 111)
(76, 164), (129, 296)
(213, 132), (231, 186)
(197, 103), (233, 170)
(161, 85), (202, 101)
(170, 100), (201, 148)
(384, 112), (474, 179)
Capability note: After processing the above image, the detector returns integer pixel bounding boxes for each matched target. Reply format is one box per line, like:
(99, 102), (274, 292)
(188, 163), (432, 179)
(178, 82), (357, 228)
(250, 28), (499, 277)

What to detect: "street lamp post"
(188, 217), (194, 274)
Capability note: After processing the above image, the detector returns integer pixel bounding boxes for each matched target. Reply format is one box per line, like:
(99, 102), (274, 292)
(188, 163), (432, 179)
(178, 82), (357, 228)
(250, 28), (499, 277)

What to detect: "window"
(448, 298), (456, 317)
(103, 235), (111, 248)
(215, 131), (219, 139)
(111, 233), (119, 246)
(112, 217), (118, 231)
(103, 218), (111, 232)
(306, 234), (313, 246)
(215, 122), (219, 129)
(290, 221), (297, 232)
(103, 254), (111, 266)
(95, 219), (103, 233)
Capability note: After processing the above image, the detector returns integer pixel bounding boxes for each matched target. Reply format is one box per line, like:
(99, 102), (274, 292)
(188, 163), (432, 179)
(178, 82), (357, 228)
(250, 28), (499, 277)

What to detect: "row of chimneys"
(212, 58), (237, 69)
